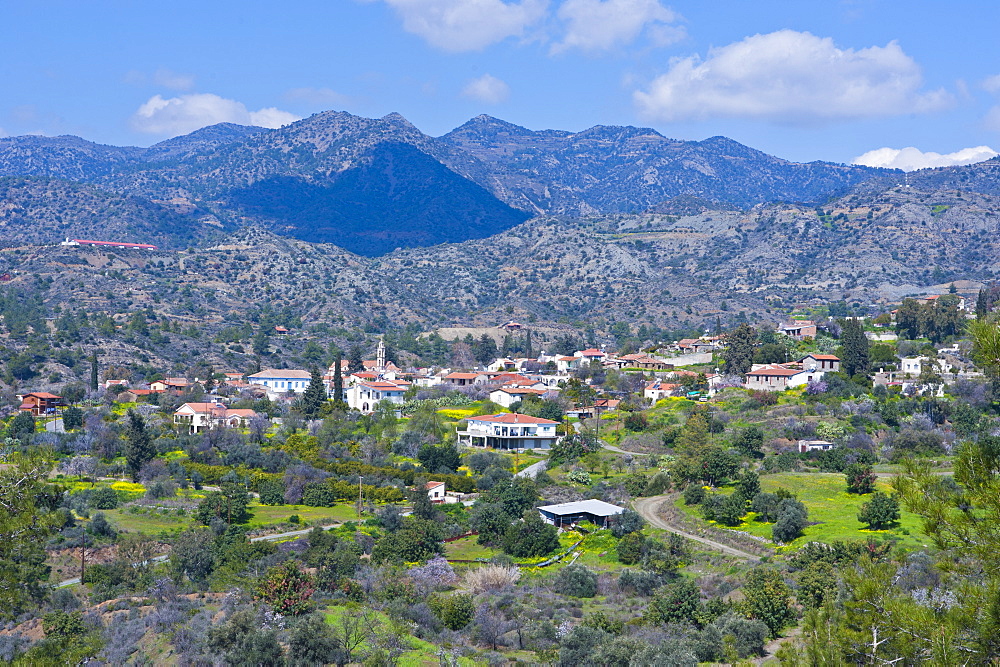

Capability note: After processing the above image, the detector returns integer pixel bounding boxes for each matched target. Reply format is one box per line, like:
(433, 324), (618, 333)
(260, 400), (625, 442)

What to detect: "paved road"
(515, 459), (547, 478)
(632, 495), (758, 561)
(45, 418), (64, 433)
(55, 523), (340, 588)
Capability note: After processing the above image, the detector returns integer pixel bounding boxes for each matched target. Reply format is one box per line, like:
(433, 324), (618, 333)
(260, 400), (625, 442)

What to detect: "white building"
(173, 402), (258, 434)
(457, 413), (561, 451)
(346, 380), (408, 413)
(489, 387), (547, 408)
(247, 369), (312, 396)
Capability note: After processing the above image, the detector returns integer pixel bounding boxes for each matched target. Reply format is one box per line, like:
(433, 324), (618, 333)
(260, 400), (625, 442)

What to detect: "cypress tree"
(301, 367), (327, 418)
(841, 318), (870, 378)
(722, 323), (758, 375)
(89, 353), (98, 392)
(124, 409), (154, 481)
(977, 288), (989, 320)
(332, 352), (344, 406)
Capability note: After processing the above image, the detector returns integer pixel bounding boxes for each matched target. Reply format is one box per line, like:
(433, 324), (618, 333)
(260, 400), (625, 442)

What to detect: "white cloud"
(378, 0), (547, 52)
(283, 87), (352, 108)
(461, 74), (511, 104)
(123, 68), (196, 91)
(552, 0), (682, 54)
(634, 30), (952, 123)
(152, 68), (196, 91)
(0, 127), (7, 138)
(130, 93), (300, 136)
(982, 74), (1000, 94)
(853, 145), (998, 171)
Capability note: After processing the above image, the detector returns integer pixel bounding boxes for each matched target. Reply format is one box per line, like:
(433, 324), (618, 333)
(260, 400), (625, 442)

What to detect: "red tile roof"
(747, 365), (802, 377)
(21, 392), (63, 399)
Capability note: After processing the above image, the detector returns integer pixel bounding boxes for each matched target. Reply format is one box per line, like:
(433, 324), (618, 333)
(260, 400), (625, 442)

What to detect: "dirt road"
(632, 495), (759, 561)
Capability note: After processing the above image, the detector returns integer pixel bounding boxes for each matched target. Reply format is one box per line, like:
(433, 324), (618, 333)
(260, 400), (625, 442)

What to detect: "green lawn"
(444, 535), (497, 561)
(103, 508), (192, 534)
(246, 502), (358, 528)
(681, 472), (928, 551)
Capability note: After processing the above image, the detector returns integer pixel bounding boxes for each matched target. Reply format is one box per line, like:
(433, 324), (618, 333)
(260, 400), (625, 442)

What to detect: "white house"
(799, 354), (841, 373)
(443, 372), (488, 387)
(489, 386), (547, 408)
(247, 369), (312, 395)
(173, 402), (258, 434)
(798, 439), (834, 453)
(425, 481), (446, 503)
(346, 380), (409, 413)
(644, 380), (679, 402)
(744, 364), (826, 392)
(457, 413), (561, 451)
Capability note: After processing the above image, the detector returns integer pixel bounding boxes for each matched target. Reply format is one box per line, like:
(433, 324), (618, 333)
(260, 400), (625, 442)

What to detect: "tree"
(6, 411), (35, 441)
(258, 479), (285, 506)
(741, 567), (793, 637)
(62, 406), (84, 431)
(722, 324), (758, 375)
(207, 608), (284, 667)
(289, 613), (343, 666)
(348, 345), (364, 374)
(771, 498), (808, 543)
(735, 426), (765, 459)
(432, 593), (475, 630)
(555, 564), (598, 597)
(845, 463), (877, 494)
(258, 560), (316, 615)
(418, 443), (460, 473)
(123, 409), (154, 481)
(857, 492), (900, 530)
(646, 579), (700, 625)
(0, 450), (60, 619)
(300, 367), (327, 418)
(735, 470), (761, 504)
(195, 483), (253, 525)
(896, 298), (922, 339)
(89, 353), (98, 392)
(502, 510), (559, 557)
(609, 508), (645, 537)
(474, 333), (498, 367)
(332, 351), (345, 407)
(969, 314), (1000, 381)
(169, 528), (215, 583)
(372, 516), (444, 564)
(841, 318), (870, 378)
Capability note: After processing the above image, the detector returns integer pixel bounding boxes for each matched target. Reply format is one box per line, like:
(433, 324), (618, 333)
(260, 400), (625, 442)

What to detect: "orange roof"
(806, 354), (840, 360)
(425, 481), (445, 489)
(22, 392), (63, 399)
(578, 348), (605, 356)
(445, 372), (481, 379)
(747, 365), (802, 377)
(469, 413), (559, 425)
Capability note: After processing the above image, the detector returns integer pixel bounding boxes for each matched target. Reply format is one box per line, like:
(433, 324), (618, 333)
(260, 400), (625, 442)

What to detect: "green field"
(103, 508), (191, 534)
(444, 535), (497, 561)
(246, 502), (358, 528)
(681, 472), (927, 550)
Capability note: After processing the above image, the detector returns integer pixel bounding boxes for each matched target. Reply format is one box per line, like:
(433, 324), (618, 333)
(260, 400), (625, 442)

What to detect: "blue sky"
(3, 0), (1000, 169)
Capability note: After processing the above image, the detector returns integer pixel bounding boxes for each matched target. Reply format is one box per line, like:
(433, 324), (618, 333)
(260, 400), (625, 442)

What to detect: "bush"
(430, 593), (475, 630)
(858, 492), (900, 530)
(845, 463), (877, 494)
(618, 569), (664, 596)
(616, 532), (645, 565)
(89, 486), (119, 509)
(256, 561), (316, 615)
(463, 564), (521, 593)
(703, 493), (746, 526)
(750, 492), (782, 522)
(771, 498), (808, 543)
(257, 479), (285, 506)
(501, 511), (559, 558)
(609, 508), (645, 537)
(555, 564), (598, 598)
(683, 484), (706, 505)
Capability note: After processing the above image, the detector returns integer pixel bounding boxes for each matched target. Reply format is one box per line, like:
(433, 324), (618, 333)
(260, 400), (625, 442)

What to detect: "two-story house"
(247, 369), (312, 395)
(346, 380), (409, 413)
(173, 402), (258, 434)
(457, 413), (562, 451)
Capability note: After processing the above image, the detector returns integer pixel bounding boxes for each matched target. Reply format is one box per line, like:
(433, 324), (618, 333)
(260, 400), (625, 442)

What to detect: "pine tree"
(841, 318), (870, 378)
(332, 352), (345, 406)
(301, 368), (327, 418)
(124, 409), (154, 481)
(722, 324), (758, 375)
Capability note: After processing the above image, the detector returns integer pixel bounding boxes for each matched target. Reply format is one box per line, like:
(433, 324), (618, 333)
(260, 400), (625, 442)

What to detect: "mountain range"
(0, 110), (899, 255)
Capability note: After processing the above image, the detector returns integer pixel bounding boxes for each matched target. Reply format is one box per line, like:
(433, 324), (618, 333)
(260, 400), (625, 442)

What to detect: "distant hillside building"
(247, 369), (312, 395)
(537, 499), (624, 529)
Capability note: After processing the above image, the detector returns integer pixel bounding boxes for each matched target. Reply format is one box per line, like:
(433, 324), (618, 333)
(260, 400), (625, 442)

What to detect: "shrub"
(683, 484), (706, 505)
(702, 493), (745, 526)
(257, 479), (285, 506)
(857, 492), (900, 530)
(771, 498), (808, 543)
(616, 532), (645, 565)
(609, 508), (644, 537)
(750, 492), (782, 522)
(501, 511), (559, 558)
(256, 561), (316, 615)
(845, 463), (877, 494)
(430, 593), (475, 630)
(463, 564), (522, 593)
(555, 564), (598, 598)
(89, 486), (119, 509)
(566, 469), (592, 485)
(618, 569), (664, 596)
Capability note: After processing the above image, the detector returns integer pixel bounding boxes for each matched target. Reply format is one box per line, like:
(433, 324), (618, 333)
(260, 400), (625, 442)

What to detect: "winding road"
(632, 495), (759, 561)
